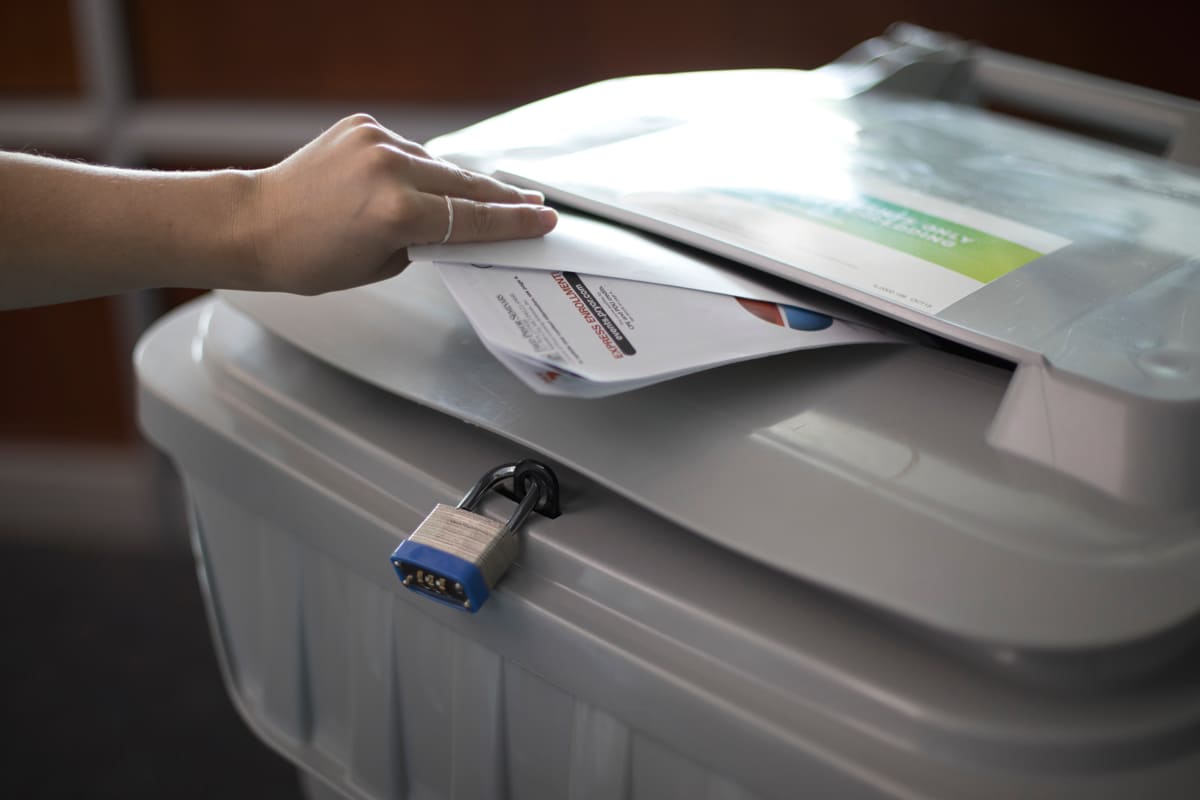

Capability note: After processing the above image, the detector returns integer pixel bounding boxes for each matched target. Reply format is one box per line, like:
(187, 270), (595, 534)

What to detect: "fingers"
(325, 114), (556, 246)
(374, 126), (433, 160)
(335, 114), (540, 205)
(332, 113), (432, 159)
(405, 192), (557, 245)
(398, 152), (545, 205)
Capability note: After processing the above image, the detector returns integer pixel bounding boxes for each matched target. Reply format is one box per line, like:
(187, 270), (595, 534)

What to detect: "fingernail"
(520, 189), (546, 204)
(536, 206), (558, 227)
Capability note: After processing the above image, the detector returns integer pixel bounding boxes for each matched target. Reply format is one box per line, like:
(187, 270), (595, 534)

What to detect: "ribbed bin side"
(187, 481), (763, 800)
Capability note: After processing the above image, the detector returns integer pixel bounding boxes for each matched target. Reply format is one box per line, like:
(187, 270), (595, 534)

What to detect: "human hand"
(245, 114), (557, 295)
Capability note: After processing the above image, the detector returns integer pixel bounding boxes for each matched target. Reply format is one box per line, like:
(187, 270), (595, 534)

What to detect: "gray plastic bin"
(136, 287), (1200, 800)
(135, 27), (1200, 800)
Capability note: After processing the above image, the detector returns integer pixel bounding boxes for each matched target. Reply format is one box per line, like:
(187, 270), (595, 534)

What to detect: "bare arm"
(0, 114), (556, 309)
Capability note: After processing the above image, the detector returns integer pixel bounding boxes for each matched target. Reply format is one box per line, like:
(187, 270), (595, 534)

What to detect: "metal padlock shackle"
(457, 459), (560, 536)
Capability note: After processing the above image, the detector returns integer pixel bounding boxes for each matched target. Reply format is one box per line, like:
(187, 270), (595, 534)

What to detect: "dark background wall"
(119, 1), (1200, 104)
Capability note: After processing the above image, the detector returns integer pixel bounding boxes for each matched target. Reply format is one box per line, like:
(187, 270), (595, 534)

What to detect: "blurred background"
(1, 1), (1198, 797)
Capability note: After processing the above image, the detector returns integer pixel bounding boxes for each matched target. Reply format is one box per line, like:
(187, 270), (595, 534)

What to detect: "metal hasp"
(390, 459), (560, 613)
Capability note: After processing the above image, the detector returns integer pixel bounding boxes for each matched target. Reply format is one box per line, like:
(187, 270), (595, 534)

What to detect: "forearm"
(1, 115), (555, 310)
(0, 152), (258, 309)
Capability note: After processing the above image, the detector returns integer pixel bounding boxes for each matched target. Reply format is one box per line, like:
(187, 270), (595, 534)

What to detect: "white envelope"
(411, 211), (807, 305)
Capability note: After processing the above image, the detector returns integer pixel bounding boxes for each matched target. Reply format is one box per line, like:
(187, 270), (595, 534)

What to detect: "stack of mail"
(414, 213), (898, 398)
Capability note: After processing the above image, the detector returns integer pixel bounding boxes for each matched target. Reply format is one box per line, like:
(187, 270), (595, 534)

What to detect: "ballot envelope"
(137, 25), (1200, 800)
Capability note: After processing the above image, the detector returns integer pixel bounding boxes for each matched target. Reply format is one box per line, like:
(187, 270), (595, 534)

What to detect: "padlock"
(390, 460), (557, 613)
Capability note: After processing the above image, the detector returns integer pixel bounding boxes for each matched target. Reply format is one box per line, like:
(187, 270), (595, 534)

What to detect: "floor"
(0, 534), (303, 799)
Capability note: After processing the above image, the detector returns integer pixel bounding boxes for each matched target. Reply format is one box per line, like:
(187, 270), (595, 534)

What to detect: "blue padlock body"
(390, 540), (490, 613)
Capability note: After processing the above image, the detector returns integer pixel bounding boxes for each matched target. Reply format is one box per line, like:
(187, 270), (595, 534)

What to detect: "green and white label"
(700, 177), (1072, 313)
(735, 191), (1044, 284)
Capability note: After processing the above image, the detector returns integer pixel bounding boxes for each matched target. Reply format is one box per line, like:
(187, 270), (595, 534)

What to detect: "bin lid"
(424, 66), (1200, 510)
